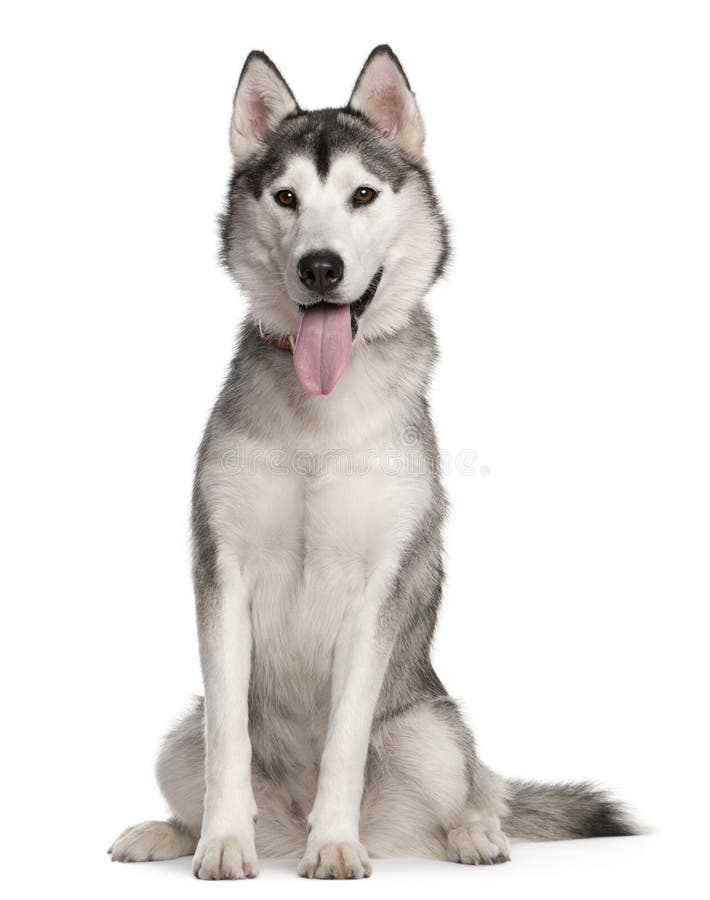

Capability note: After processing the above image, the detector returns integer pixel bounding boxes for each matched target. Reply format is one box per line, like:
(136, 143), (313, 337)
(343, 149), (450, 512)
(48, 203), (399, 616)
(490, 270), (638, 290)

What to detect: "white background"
(2, 1), (708, 897)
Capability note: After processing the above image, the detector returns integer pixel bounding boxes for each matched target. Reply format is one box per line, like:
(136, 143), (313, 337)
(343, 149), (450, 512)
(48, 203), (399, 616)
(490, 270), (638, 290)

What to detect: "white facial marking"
(228, 152), (442, 342)
(267, 155), (393, 308)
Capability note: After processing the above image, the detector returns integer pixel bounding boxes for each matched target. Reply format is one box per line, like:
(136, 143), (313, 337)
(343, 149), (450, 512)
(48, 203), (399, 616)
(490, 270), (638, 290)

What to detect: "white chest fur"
(201, 425), (432, 714)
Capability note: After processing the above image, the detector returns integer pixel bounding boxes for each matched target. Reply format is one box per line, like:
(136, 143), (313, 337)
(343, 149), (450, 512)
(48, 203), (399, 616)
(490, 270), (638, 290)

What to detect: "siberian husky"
(110, 46), (637, 879)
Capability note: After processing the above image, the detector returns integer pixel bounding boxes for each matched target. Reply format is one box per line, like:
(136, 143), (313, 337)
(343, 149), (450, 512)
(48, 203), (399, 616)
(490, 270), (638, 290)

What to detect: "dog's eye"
(352, 186), (378, 207)
(275, 189), (297, 209)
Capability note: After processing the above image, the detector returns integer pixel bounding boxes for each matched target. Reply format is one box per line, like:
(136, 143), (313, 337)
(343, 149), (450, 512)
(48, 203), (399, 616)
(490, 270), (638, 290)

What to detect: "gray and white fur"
(110, 46), (638, 879)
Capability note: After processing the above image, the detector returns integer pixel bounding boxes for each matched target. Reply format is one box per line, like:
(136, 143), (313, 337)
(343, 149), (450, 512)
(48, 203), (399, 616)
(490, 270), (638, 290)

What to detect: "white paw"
(298, 841), (372, 879)
(192, 834), (259, 880)
(109, 820), (196, 862)
(446, 822), (511, 865)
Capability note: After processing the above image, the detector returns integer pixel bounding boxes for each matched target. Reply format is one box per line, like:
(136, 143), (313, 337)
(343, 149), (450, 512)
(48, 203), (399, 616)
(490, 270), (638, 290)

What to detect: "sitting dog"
(110, 45), (636, 879)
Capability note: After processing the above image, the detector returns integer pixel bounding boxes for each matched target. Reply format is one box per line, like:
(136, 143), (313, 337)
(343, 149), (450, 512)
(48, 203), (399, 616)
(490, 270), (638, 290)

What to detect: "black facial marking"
(315, 113), (333, 179)
(235, 108), (412, 199)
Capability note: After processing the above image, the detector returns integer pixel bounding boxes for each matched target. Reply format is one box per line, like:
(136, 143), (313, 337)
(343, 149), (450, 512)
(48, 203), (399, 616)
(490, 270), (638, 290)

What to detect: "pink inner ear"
(371, 84), (402, 138)
(364, 82), (402, 137)
(246, 93), (269, 139)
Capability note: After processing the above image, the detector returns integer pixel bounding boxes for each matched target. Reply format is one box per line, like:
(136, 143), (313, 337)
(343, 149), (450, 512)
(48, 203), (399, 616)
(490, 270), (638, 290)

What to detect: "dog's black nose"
(297, 251), (344, 293)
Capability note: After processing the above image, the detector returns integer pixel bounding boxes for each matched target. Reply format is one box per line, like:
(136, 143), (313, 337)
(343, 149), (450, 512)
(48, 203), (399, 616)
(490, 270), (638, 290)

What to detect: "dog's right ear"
(230, 51), (299, 163)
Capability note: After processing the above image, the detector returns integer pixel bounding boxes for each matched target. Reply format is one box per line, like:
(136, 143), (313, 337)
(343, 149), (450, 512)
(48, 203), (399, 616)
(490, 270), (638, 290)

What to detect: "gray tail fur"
(503, 780), (640, 841)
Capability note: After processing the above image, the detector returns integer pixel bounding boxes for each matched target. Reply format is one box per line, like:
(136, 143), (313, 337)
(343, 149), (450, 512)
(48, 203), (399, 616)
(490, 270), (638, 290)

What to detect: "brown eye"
(275, 189), (297, 208)
(352, 186), (378, 207)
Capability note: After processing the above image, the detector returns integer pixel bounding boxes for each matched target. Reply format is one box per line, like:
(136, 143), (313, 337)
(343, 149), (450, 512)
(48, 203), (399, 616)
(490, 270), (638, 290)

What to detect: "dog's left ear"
(348, 45), (425, 161)
(230, 51), (300, 163)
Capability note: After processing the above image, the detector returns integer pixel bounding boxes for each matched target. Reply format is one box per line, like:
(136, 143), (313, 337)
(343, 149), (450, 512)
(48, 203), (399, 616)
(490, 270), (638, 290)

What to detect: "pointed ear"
(230, 51), (299, 163)
(348, 45), (425, 161)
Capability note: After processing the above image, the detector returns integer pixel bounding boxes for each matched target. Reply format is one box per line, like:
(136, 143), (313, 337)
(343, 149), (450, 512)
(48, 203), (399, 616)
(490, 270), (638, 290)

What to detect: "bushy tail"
(502, 780), (640, 841)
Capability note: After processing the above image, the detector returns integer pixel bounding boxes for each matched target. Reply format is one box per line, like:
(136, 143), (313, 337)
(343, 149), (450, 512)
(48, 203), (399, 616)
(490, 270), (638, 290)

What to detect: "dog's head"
(221, 46), (448, 395)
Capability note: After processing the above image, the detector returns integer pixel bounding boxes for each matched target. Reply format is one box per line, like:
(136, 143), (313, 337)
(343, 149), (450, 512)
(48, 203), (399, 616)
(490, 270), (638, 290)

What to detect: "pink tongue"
(293, 303), (352, 395)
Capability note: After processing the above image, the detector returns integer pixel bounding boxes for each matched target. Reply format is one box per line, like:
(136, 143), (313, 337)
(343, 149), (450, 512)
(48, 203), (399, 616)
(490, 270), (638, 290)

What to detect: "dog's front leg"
(192, 557), (258, 880)
(298, 574), (395, 879)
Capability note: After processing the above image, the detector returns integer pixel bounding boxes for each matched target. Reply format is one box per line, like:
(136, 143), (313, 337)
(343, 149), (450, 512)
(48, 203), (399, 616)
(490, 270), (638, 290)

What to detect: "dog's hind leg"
(110, 700), (205, 863)
(111, 697), (310, 865)
(109, 818), (197, 862)
(444, 764), (511, 865)
(154, 698), (207, 836)
(362, 698), (510, 864)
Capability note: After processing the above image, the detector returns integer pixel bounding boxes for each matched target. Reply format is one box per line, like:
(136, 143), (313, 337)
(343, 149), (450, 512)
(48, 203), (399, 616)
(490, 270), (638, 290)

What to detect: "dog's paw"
(192, 833), (259, 880)
(446, 822), (511, 865)
(109, 820), (197, 862)
(298, 841), (372, 879)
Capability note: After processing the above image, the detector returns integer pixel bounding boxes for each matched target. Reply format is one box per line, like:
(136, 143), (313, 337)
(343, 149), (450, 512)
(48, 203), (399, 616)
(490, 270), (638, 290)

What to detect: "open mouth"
(293, 268), (383, 396)
(296, 267), (383, 337)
